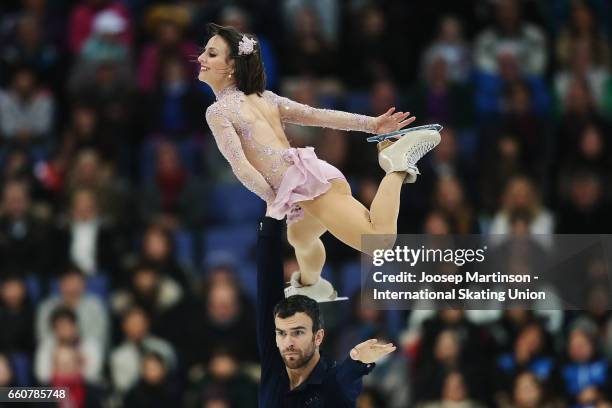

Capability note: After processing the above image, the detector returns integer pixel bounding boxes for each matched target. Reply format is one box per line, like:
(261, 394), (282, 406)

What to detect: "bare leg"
(287, 211), (328, 285)
(300, 174), (405, 254)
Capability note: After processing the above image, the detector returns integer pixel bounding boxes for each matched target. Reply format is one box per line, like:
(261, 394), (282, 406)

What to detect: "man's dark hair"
(58, 263), (85, 280)
(273, 295), (323, 333)
(206, 23), (266, 96)
(50, 306), (77, 326)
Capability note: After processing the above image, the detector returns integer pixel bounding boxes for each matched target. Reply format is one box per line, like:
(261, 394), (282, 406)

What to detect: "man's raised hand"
(349, 339), (396, 364)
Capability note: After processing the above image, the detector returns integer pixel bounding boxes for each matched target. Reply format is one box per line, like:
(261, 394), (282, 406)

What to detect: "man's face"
(275, 312), (323, 369)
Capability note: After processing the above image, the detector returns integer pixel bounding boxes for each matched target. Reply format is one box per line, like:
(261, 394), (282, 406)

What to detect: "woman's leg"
(287, 211), (328, 285)
(299, 173), (405, 254)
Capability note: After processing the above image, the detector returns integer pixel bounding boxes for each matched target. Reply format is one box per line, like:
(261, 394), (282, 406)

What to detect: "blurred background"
(0, 0), (611, 406)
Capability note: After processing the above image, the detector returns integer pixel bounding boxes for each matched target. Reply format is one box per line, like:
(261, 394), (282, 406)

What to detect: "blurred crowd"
(0, 0), (611, 407)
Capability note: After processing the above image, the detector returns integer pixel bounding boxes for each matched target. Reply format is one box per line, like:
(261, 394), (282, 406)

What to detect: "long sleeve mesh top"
(205, 85), (377, 203)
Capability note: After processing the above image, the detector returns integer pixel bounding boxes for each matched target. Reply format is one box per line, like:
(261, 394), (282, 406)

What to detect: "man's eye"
(295, 330), (304, 336)
(210, 53), (216, 57)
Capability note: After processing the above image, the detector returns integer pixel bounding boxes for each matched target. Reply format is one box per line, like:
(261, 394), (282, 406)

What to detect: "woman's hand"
(350, 339), (397, 364)
(373, 107), (416, 134)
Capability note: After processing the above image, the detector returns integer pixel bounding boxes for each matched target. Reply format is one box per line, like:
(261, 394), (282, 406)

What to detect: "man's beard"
(281, 343), (316, 369)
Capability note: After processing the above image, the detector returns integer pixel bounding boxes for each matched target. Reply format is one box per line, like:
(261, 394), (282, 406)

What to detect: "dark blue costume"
(256, 217), (375, 407)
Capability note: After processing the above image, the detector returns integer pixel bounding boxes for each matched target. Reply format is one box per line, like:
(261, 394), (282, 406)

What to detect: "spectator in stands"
(357, 387), (387, 408)
(282, 5), (337, 77)
(53, 187), (124, 278)
(0, 179), (50, 275)
(67, 0), (132, 54)
(474, 46), (550, 118)
(0, 66), (54, 145)
(0, 275), (35, 354)
(139, 142), (205, 230)
(34, 306), (103, 384)
(0, 353), (15, 387)
(123, 351), (181, 408)
(414, 329), (486, 403)
(348, 79), (401, 178)
(556, 171), (611, 233)
(489, 309), (537, 354)
(555, 0), (610, 70)
(146, 57), (204, 138)
(433, 176), (479, 233)
(0, 13), (59, 87)
(59, 103), (115, 164)
(421, 15), (471, 84)
(409, 48), (474, 128)
(140, 223), (188, 287)
(48, 344), (105, 407)
(201, 397), (231, 408)
(111, 262), (184, 342)
(185, 348), (257, 408)
(560, 318), (612, 407)
(315, 128), (349, 178)
(422, 210), (452, 235)
(474, 0), (547, 76)
(110, 306), (176, 393)
(489, 176), (554, 235)
(499, 371), (563, 408)
(418, 370), (486, 408)
(36, 266), (108, 347)
(342, 4), (396, 87)
(79, 10), (129, 65)
(428, 127), (471, 182)
(480, 132), (529, 214)
(63, 150), (131, 228)
(187, 279), (258, 370)
(481, 79), (550, 191)
(555, 40), (611, 114)
(495, 321), (555, 396)
(137, 4), (196, 93)
(555, 78), (610, 172)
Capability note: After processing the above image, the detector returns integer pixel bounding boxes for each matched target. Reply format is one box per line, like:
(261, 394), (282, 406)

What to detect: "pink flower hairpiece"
(238, 35), (257, 56)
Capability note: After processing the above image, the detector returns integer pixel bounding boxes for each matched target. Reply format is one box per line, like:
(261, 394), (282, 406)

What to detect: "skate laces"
(404, 140), (437, 167)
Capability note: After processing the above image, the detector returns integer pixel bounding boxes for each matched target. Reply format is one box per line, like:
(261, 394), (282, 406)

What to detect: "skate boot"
(284, 271), (347, 302)
(377, 128), (441, 183)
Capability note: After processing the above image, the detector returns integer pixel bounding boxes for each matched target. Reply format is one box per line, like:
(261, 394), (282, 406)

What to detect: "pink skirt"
(268, 147), (345, 224)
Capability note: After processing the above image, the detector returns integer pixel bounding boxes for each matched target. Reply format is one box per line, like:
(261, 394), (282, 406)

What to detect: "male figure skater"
(257, 216), (396, 406)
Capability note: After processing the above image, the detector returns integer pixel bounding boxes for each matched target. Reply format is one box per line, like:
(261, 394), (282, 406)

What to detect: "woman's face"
(0, 355), (12, 386)
(442, 372), (467, 402)
(436, 177), (464, 210)
(572, 3), (593, 31)
(514, 372), (542, 407)
(197, 35), (234, 85)
(568, 330), (594, 363)
(144, 229), (169, 259)
(506, 179), (533, 210)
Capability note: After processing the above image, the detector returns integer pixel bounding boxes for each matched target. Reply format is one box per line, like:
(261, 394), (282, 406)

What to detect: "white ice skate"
(284, 271), (348, 303)
(376, 126), (441, 183)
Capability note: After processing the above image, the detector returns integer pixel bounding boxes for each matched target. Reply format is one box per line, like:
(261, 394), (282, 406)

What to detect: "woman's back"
(206, 85), (377, 202)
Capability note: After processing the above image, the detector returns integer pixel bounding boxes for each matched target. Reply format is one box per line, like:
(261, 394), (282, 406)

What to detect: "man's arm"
(256, 217), (285, 368)
(335, 338), (396, 403)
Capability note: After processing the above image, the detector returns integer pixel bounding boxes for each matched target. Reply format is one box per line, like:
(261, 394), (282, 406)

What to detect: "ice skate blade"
(367, 123), (443, 143)
(317, 296), (349, 303)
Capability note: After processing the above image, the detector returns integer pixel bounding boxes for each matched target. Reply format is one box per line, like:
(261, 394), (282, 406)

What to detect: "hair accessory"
(238, 35), (257, 55)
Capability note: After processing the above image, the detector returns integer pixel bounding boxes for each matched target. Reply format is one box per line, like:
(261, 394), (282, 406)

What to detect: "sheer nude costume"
(206, 85), (405, 284)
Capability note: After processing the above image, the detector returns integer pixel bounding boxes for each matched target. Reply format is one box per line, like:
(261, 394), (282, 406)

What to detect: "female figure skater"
(199, 24), (440, 301)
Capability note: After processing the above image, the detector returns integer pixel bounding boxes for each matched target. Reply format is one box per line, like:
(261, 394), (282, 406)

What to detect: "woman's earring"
(229, 73), (232, 78)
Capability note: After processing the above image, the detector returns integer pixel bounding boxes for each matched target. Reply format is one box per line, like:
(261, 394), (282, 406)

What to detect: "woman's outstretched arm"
(263, 90), (377, 133)
(206, 104), (275, 204)
(263, 90), (415, 134)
